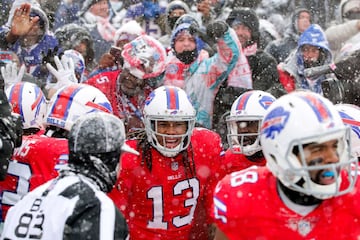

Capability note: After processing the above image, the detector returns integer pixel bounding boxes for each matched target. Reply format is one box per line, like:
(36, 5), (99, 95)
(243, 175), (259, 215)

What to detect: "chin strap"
(277, 179), (322, 206)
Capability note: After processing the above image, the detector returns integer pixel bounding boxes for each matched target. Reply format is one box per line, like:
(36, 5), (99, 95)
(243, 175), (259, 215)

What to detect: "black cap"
(226, 7), (260, 43)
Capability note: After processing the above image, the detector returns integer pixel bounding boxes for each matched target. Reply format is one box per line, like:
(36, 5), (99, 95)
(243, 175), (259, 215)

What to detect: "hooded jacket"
(0, 4), (59, 80)
(164, 23), (247, 129)
(278, 24), (333, 94)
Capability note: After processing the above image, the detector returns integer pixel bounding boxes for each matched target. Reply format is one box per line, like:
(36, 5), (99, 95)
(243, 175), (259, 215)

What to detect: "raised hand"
(46, 55), (77, 90)
(10, 3), (39, 37)
(1, 63), (26, 89)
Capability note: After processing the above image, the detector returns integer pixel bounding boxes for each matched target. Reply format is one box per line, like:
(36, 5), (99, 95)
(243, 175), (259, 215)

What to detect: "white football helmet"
(226, 90), (276, 155)
(45, 84), (113, 132)
(6, 82), (47, 130)
(143, 86), (196, 157)
(335, 103), (360, 159)
(260, 91), (356, 199)
(122, 35), (166, 79)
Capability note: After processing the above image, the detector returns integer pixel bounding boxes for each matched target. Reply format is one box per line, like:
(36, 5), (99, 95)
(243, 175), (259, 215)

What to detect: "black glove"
(189, 22), (217, 54)
(0, 90), (22, 148)
(321, 77), (344, 104)
(0, 90), (23, 181)
(0, 138), (13, 180)
(40, 46), (63, 77)
(206, 21), (229, 41)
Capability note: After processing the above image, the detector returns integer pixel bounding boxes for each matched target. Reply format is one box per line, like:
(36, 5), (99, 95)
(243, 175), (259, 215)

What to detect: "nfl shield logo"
(171, 162), (179, 171)
(298, 220), (311, 236)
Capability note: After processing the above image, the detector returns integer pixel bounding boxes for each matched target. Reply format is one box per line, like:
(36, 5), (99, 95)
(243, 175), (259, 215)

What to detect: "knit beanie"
(226, 7), (260, 44)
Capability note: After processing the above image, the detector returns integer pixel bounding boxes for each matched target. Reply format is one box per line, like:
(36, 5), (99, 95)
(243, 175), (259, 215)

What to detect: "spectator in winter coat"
(213, 8), (281, 147)
(278, 24), (333, 95)
(164, 20), (246, 129)
(325, 0), (360, 61)
(119, 0), (167, 40)
(78, 0), (118, 62)
(265, 8), (312, 63)
(54, 23), (96, 78)
(91, 20), (144, 73)
(0, 3), (59, 81)
(52, 0), (82, 30)
(158, 0), (191, 49)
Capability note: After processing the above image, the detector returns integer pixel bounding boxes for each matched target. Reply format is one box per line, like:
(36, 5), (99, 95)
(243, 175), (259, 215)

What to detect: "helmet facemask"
(145, 117), (195, 157)
(274, 127), (357, 200)
(226, 115), (263, 156)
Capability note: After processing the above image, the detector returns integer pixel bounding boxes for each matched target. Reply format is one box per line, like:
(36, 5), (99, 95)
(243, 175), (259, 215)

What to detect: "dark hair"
(137, 137), (196, 178)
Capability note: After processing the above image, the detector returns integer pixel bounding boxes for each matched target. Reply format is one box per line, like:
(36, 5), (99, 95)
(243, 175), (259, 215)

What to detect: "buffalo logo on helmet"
(261, 107), (290, 139)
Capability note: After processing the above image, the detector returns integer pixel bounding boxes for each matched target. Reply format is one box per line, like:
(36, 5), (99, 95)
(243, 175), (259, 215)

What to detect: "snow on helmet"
(143, 86), (196, 157)
(6, 82), (47, 130)
(226, 90), (275, 156)
(260, 91), (356, 199)
(45, 84), (113, 132)
(63, 49), (85, 82)
(335, 103), (360, 159)
(122, 35), (166, 79)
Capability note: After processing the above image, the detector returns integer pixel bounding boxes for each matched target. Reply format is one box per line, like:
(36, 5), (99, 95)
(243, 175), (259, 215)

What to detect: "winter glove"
(46, 55), (77, 90)
(0, 63), (26, 89)
(189, 22), (217, 52)
(40, 46), (63, 77)
(0, 113), (23, 180)
(0, 89), (23, 180)
(206, 21), (229, 41)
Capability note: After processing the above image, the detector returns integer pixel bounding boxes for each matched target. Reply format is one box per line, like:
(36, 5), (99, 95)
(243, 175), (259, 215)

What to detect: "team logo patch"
(166, 64), (179, 74)
(261, 106), (290, 139)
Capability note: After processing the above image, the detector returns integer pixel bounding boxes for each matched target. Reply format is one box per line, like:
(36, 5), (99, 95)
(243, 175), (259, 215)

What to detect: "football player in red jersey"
(222, 90), (276, 176)
(84, 34), (166, 136)
(108, 86), (224, 240)
(0, 83), (113, 222)
(212, 91), (360, 240)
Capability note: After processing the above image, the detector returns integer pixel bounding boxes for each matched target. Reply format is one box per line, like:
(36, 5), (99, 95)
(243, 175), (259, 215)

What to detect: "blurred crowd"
(0, 0), (360, 239)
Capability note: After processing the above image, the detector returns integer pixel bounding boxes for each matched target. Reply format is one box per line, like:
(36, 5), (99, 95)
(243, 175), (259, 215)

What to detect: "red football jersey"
(83, 69), (120, 117)
(109, 128), (224, 240)
(84, 69), (156, 133)
(0, 134), (68, 221)
(212, 166), (360, 240)
(222, 148), (266, 176)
